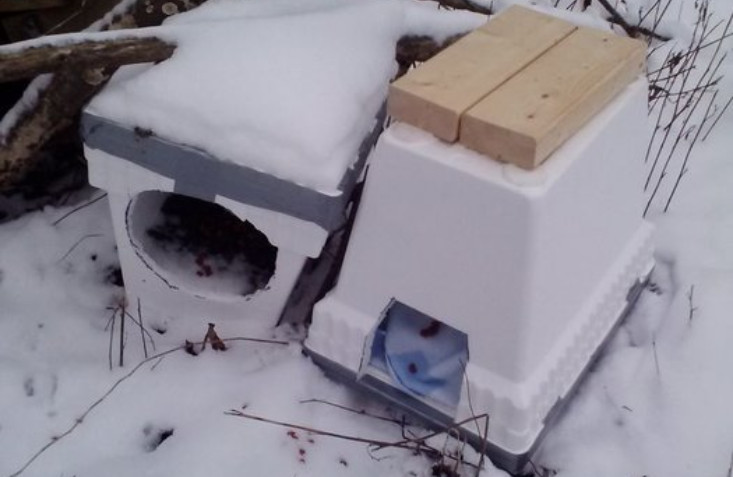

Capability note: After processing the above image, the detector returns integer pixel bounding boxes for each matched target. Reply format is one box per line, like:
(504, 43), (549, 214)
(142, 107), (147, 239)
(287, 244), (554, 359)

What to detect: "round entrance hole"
(128, 192), (277, 297)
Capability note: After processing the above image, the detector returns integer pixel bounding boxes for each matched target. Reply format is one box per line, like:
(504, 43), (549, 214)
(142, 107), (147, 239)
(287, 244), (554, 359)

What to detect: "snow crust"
(86, 0), (485, 193)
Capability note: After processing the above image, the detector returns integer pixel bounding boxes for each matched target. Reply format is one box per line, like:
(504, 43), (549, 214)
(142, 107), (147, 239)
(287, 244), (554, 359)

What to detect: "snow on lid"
(86, 0), (485, 194)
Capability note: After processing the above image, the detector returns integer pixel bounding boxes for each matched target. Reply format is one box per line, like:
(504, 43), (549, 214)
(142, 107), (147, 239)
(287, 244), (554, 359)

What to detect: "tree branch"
(595, 0), (670, 41)
(0, 37), (176, 83)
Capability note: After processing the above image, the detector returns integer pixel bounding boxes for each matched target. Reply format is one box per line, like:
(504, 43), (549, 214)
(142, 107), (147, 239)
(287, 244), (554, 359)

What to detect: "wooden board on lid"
(387, 5), (646, 169)
(460, 26), (646, 169)
(388, 6), (576, 142)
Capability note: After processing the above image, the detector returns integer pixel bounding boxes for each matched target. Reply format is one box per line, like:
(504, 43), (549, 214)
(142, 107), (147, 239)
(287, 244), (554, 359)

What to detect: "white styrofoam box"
(306, 77), (653, 456)
(86, 147), (328, 328)
(86, 148), (330, 258)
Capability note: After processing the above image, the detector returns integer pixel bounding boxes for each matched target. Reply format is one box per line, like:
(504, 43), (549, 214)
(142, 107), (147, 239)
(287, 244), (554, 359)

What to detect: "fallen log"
(0, 37), (175, 83)
(0, 0), (207, 190)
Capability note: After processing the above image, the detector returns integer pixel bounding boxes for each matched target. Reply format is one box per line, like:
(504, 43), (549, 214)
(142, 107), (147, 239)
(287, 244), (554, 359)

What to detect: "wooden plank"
(388, 6), (576, 142)
(0, 0), (67, 13)
(460, 27), (646, 169)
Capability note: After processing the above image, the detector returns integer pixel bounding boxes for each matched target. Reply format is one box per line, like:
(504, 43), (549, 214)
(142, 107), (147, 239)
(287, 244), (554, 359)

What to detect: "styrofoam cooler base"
(305, 221), (654, 473)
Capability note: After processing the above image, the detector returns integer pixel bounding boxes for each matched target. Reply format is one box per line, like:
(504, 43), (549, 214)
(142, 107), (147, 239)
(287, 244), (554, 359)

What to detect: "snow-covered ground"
(1, 0), (732, 476)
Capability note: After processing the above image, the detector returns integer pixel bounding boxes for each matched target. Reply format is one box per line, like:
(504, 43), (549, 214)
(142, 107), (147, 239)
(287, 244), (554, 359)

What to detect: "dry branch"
(0, 37), (175, 83)
(644, 3), (732, 215)
(7, 334), (289, 477)
(594, 0), (670, 41)
(226, 408), (485, 471)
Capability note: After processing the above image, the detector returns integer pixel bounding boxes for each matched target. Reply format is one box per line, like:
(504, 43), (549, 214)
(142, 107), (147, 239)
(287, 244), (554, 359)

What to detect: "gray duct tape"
(81, 105), (385, 231)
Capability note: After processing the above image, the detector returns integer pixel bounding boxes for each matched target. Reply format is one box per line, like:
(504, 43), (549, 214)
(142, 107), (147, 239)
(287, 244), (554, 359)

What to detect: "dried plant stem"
(701, 95), (733, 141)
(226, 409), (486, 470)
(51, 192), (107, 226)
(55, 233), (103, 263)
(136, 298), (148, 358)
(107, 308), (116, 371)
(664, 88), (718, 211)
(644, 0), (733, 215)
(118, 300), (126, 368)
(299, 398), (403, 425)
(644, 3), (732, 215)
(122, 309), (156, 353)
(687, 285), (698, 324)
(7, 335), (289, 477)
(226, 409), (399, 447)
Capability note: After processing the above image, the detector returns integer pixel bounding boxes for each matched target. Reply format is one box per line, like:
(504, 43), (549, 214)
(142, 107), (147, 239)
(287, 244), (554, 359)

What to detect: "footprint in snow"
(142, 423), (175, 452)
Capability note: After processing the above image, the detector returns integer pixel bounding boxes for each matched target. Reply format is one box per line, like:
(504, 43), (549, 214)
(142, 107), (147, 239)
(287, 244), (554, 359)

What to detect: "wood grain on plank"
(388, 6), (576, 142)
(460, 27), (646, 169)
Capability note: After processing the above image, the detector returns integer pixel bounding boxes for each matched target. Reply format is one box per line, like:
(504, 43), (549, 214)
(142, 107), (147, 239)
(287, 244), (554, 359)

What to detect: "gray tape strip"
(81, 105), (385, 231)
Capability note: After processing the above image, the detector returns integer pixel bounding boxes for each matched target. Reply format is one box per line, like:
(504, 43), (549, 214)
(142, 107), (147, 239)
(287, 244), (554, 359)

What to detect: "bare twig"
(8, 335), (289, 477)
(51, 192), (107, 226)
(218, 336), (289, 346)
(225, 409), (399, 447)
(664, 88), (719, 211)
(119, 299), (126, 367)
(55, 233), (103, 263)
(461, 360), (489, 477)
(8, 345), (183, 477)
(298, 398), (404, 425)
(122, 310), (156, 352)
(652, 339), (661, 378)
(373, 413), (489, 451)
(644, 3), (733, 214)
(595, 0), (670, 40)
(226, 408), (485, 470)
(701, 95), (733, 141)
(136, 298), (148, 358)
(107, 308), (116, 371)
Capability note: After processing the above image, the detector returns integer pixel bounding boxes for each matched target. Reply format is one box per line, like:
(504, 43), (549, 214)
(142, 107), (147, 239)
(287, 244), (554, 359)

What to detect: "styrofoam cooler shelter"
(82, 111), (382, 327)
(305, 7), (654, 473)
(76, 0), (418, 330)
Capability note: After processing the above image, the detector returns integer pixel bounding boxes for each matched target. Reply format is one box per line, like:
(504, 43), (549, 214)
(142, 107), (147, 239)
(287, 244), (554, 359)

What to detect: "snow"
(0, 196), (506, 477)
(535, 130), (733, 476)
(86, 0), (485, 194)
(1, 0), (733, 476)
(0, 75), (52, 145)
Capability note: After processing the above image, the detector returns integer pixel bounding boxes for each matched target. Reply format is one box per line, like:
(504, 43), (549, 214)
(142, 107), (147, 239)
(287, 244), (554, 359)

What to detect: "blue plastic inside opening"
(367, 301), (469, 411)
